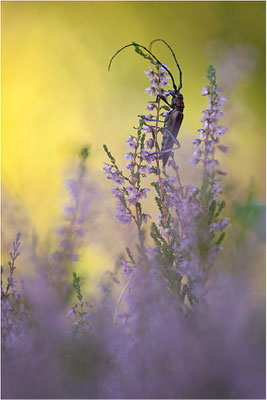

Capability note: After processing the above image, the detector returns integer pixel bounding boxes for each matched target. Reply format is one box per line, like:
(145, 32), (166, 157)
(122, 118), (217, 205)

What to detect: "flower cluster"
(103, 120), (153, 229)
(193, 66), (230, 237)
(144, 64), (170, 99)
(1, 233), (28, 352)
(191, 65), (227, 174)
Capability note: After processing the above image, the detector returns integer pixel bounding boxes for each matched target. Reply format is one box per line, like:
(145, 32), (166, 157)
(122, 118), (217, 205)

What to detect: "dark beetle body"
(161, 92), (184, 167)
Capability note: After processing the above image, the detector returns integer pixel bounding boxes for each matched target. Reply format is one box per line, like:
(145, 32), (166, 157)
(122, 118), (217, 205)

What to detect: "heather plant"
(103, 46), (229, 315)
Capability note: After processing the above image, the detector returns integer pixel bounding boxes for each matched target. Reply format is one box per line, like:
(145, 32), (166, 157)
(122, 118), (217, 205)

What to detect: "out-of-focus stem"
(130, 144), (146, 255)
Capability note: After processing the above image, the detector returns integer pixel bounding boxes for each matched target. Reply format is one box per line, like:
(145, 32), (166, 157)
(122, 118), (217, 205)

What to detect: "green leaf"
(140, 133), (146, 149)
(155, 197), (163, 214)
(151, 182), (161, 197)
(80, 145), (90, 161)
(103, 144), (116, 164)
(209, 200), (217, 217)
(209, 231), (216, 242)
(214, 200), (225, 218)
(151, 222), (167, 245)
(207, 64), (216, 86)
(216, 232), (225, 245)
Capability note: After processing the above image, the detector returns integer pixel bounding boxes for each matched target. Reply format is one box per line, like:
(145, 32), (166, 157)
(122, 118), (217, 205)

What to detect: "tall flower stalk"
(66, 272), (93, 332)
(50, 146), (93, 299)
(191, 65), (229, 272)
(103, 46), (173, 257)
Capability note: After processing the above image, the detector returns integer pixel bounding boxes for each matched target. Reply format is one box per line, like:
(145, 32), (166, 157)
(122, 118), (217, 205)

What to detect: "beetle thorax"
(171, 92), (184, 112)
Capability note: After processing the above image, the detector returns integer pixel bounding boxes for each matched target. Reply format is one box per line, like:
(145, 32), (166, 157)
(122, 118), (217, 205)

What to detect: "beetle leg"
(145, 119), (166, 122)
(164, 128), (181, 149)
(156, 146), (180, 155)
(156, 94), (172, 108)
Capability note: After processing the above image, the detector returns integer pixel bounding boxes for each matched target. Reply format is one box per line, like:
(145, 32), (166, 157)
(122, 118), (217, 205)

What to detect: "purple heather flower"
(201, 87), (209, 96)
(192, 149), (202, 159)
(139, 165), (150, 174)
(62, 205), (75, 219)
(191, 157), (200, 167)
(126, 136), (138, 150)
(206, 159), (219, 170)
(141, 149), (156, 164)
(161, 228), (170, 237)
(112, 174), (125, 185)
(145, 86), (157, 97)
(124, 152), (135, 161)
(65, 179), (80, 198)
(66, 304), (78, 319)
(103, 164), (125, 186)
(192, 138), (201, 148)
(142, 213), (151, 223)
(142, 124), (150, 133)
(214, 126), (227, 138)
(125, 162), (135, 170)
(186, 185), (198, 197)
(219, 96), (227, 103)
(126, 187), (146, 205)
(115, 201), (132, 224)
(217, 169), (227, 175)
(210, 179), (222, 196)
(126, 185), (136, 195)
(144, 65), (155, 80)
(147, 103), (155, 111)
(70, 254), (79, 263)
(146, 138), (154, 149)
(210, 217), (230, 232)
(116, 212), (132, 225)
(103, 163), (114, 175)
(218, 145), (228, 153)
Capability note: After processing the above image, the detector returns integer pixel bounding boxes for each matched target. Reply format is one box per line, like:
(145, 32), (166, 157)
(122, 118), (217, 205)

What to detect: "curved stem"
(113, 273), (134, 324)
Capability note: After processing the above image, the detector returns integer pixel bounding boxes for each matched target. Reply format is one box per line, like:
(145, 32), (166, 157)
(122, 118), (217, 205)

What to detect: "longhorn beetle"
(108, 40), (184, 167)
(149, 39), (184, 166)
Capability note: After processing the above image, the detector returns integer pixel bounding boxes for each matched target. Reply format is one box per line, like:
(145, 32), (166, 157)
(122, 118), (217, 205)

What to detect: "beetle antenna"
(149, 39), (182, 91)
(108, 42), (177, 91)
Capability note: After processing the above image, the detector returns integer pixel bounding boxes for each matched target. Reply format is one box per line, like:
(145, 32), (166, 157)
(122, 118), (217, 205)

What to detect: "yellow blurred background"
(1, 1), (265, 283)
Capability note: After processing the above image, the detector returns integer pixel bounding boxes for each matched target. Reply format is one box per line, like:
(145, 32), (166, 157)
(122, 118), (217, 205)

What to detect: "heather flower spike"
(1, 232), (21, 300)
(49, 145), (96, 299)
(66, 271), (93, 331)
